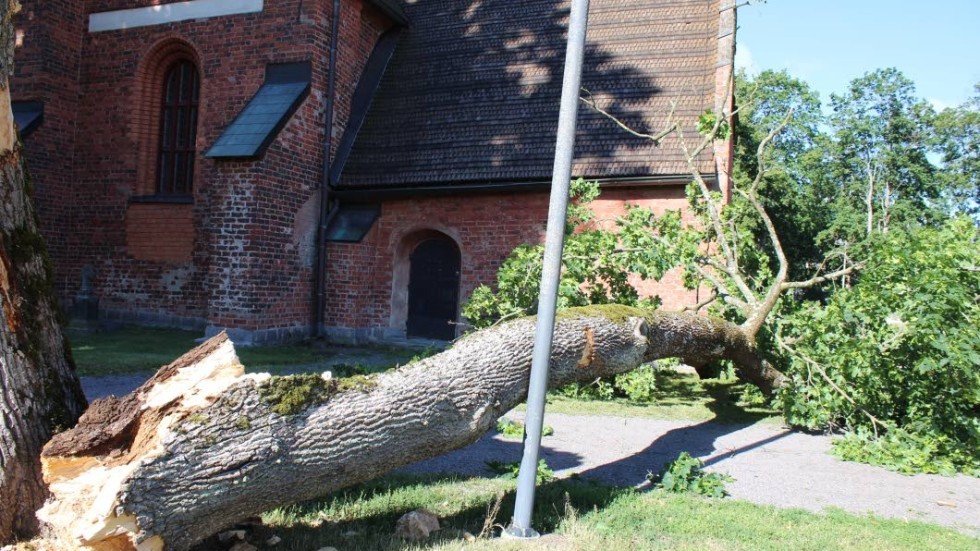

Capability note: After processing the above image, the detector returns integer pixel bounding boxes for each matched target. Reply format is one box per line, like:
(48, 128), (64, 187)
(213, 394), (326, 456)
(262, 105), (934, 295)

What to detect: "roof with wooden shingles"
(339, 0), (727, 189)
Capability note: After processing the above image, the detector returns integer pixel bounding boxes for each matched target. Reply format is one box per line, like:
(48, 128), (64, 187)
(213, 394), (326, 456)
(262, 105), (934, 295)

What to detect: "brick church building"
(12, 0), (735, 344)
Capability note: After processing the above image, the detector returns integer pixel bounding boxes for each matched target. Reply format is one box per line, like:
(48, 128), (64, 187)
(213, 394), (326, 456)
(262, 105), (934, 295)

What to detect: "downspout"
(312, 0), (342, 338)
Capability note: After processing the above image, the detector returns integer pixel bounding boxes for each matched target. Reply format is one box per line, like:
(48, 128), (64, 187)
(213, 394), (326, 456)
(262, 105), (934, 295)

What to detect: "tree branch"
(749, 108), (794, 194)
(690, 263), (748, 312)
(780, 263), (864, 291)
(678, 291), (718, 313)
(579, 88), (677, 145)
(775, 333), (887, 437)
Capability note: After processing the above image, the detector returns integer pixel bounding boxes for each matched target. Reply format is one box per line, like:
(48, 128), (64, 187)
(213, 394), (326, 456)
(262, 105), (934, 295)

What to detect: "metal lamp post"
(504, 0), (591, 539)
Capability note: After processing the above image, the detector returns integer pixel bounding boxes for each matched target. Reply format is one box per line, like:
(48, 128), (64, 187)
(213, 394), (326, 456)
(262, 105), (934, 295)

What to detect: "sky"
(736, 0), (980, 111)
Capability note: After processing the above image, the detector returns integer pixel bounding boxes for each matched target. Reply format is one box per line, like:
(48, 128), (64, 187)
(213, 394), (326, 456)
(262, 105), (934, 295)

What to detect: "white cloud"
(735, 44), (758, 76)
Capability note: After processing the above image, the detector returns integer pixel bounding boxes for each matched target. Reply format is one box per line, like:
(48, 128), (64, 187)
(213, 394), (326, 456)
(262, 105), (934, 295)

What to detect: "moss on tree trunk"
(0, 2), (87, 542)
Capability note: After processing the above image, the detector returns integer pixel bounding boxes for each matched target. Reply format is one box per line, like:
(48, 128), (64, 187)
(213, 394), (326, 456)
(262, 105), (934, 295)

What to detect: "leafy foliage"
(495, 418), (553, 439)
(552, 364), (660, 403)
(831, 427), (976, 476)
(733, 69), (831, 283)
(822, 68), (943, 243)
(932, 84), (980, 217)
(610, 364), (659, 402)
(466, 66), (979, 476)
(777, 219), (980, 475)
(485, 459), (555, 483)
(463, 179), (668, 329)
(648, 452), (733, 498)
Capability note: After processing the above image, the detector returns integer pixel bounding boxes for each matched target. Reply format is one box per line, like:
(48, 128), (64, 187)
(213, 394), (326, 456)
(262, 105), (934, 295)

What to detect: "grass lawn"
(68, 326), (202, 375)
(67, 326), (418, 377)
(541, 369), (781, 424)
(247, 474), (977, 551)
(64, 327), (976, 550)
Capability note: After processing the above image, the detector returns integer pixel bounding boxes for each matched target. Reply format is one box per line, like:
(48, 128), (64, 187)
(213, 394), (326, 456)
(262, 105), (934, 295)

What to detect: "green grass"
(559, 491), (977, 551)
(246, 474), (977, 551)
(68, 326), (416, 377)
(68, 326), (201, 375)
(541, 370), (782, 424)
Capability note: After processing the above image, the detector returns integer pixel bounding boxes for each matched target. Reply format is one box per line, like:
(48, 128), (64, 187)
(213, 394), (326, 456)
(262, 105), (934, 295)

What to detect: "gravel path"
(80, 377), (980, 537)
(405, 413), (980, 537)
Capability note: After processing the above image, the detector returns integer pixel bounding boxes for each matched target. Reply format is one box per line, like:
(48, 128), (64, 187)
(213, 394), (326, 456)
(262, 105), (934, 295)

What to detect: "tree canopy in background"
(465, 66), (980, 474)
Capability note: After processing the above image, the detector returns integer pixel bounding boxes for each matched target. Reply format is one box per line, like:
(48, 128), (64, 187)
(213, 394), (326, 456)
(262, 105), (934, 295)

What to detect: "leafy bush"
(613, 364), (659, 402)
(553, 378), (617, 401)
(551, 364), (659, 403)
(648, 452), (733, 498)
(462, 179), (668, 329)
(485, 459), (555, 483)
(831, 427), (977, 476)
(777, 219), (980, 475)
(495, 418), (554, 439)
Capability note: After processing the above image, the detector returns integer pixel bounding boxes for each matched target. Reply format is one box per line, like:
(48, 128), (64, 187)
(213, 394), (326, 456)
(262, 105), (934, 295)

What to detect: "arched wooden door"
(406, 237), (461, 340)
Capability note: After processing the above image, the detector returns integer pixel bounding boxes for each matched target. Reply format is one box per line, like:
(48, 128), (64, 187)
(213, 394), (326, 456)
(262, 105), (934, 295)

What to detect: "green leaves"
(698, 109), (731, 140)
(461, 179), (682, 329)
(485, 458), (555, 483)
(648, 452), (733, 498)
(824, 68), (943, 243)
(778, 219), (980, 475)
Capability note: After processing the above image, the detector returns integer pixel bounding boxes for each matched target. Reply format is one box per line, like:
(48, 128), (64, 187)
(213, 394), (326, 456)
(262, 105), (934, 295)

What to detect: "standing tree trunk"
(0, 1), (88, 543)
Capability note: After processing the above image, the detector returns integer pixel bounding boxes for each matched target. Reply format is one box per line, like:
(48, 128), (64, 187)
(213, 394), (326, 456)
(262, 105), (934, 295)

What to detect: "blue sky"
(736, 0), (980, 111)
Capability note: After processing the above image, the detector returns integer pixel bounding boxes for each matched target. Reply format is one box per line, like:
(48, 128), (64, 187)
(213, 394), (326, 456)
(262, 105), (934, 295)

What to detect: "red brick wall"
(587, 186), (703, 311)
(11, 0), (86, 299)
(14, 1), (388, 336)
(324, 185), (703, 340)
(325, 192), (551, 338)
(126, 204), (194, 262)
(203, 0), (387, 338)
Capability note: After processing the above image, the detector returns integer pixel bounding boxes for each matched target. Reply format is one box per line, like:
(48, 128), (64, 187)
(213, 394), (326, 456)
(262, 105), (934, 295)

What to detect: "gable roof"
(338, 0), (724, 190)
(367, 0), (409, 25)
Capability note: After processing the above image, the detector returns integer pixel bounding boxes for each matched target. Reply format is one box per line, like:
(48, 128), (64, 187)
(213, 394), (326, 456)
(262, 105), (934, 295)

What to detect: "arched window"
(156, 60), (199, 195)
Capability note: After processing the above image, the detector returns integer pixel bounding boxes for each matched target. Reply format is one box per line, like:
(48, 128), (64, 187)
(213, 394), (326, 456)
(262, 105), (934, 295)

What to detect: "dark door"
(407, 238), (461, 340)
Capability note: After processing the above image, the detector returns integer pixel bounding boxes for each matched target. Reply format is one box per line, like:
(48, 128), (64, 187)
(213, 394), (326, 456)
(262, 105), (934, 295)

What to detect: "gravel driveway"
(80, 376), (980, 537)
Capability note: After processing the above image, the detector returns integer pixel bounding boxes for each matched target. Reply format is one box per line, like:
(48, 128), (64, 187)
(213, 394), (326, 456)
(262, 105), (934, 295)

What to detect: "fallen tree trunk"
(38, 305), (783, 550)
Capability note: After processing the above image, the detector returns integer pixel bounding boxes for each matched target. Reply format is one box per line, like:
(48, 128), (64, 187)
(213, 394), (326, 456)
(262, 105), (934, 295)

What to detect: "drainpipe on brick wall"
(312, 0), (342, 339)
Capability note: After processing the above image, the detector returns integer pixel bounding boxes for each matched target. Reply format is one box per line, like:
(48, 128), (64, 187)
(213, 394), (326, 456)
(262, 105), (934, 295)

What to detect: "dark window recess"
(325, 204), (381, 242)
(12, 101), (43, 137)
(206, 61), (312, 159)
(157, 60), (200, 196)
(407, 238), (461, 340)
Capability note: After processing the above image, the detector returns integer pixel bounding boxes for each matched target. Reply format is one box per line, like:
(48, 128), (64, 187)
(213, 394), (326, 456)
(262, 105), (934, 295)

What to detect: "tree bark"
(0, 1), (88, 544)
(38, 305), (781, 551)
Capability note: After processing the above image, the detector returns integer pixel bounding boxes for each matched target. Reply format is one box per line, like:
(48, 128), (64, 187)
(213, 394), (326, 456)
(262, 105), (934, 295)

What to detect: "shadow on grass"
(645, 369), (777, 424)
(192, 473), (632, 551)
(577, 375), (790, 485)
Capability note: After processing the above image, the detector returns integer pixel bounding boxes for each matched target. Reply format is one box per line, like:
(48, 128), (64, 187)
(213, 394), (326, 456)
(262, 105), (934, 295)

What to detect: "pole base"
(502, 525), (541, 539)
